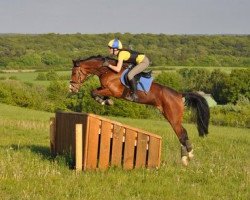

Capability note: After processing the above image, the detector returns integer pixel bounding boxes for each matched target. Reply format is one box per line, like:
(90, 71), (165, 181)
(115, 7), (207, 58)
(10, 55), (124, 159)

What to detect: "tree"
(177, 68), (211, 91)
(228, 69), (250, 103)
(208, 69), (230, 104)
(155, 71), (183, 91)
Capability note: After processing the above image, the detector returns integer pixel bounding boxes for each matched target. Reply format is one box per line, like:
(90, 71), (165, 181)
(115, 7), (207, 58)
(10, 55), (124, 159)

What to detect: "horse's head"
(69, 56), (109, 93)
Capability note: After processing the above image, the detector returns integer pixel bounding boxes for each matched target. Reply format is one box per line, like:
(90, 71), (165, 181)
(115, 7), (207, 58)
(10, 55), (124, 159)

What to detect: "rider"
(104, 38), (150, 102)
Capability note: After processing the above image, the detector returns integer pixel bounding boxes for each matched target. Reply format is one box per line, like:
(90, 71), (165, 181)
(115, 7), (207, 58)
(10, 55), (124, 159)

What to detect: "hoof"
(181, 156), (189, 166)
(105, 99), (114, 106)
(188, 150), (194, 159)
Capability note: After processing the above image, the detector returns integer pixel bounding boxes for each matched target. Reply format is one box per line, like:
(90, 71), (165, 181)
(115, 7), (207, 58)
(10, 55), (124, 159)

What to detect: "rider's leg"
(127, 78), (138, 101)
(127, 57), (150, 101)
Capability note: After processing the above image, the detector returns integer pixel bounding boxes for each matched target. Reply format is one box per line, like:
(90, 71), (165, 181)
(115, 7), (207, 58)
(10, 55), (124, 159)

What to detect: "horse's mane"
(73, 55), (129, 71)
(74, 55), (117, 62)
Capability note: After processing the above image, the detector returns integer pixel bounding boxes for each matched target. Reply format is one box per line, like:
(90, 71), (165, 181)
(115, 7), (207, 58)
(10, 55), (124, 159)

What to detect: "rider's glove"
(103, 61), (109, 67)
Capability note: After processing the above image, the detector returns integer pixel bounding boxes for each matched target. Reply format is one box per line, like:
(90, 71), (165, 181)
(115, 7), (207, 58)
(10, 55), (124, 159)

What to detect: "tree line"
(0, 68), (249, 128)
(0, 33), (249, 69)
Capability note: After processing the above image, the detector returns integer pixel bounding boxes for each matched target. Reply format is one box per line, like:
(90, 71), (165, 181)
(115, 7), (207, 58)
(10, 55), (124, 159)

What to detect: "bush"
(177, 68), (211, 91)
(0, 76), (7, 80)
(46, 71), (59, 81)
(36, 72), (47, 81)
(154, 71), (183, 91)
(9, 76), (18, 80)
(0, 80), (60, 112)
(209, 104), (250, 128)
(0, 73), (249, 128)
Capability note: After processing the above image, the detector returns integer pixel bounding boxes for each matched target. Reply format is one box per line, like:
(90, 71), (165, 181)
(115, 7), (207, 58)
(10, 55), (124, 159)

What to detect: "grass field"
(0, 71), (70, 86)
(0, 66), (247, 86)
(0, 103), (249, 199)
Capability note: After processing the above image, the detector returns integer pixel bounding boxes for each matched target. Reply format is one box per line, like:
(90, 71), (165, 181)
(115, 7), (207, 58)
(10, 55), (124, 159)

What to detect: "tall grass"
(0, 103), (249, 200)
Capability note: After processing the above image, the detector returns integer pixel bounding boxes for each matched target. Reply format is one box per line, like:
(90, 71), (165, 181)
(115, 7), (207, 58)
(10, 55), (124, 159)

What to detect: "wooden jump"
(50, 111), (162, 171)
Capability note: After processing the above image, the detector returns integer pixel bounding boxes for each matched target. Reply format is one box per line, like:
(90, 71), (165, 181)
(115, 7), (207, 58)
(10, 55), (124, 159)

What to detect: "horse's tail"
(183, 92), (210, 137)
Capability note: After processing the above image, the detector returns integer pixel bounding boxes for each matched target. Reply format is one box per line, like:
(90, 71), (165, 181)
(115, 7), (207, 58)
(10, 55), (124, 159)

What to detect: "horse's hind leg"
(161, 96), (194, 166)
(179, 126), (194, 165)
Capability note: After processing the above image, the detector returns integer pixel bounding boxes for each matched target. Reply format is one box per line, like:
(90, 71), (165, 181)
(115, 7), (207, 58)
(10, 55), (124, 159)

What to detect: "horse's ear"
(72, 60), (80, 67)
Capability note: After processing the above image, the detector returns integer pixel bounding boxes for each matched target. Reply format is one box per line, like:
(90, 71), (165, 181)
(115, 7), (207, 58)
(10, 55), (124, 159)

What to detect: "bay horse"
(69, 55), (210, 166)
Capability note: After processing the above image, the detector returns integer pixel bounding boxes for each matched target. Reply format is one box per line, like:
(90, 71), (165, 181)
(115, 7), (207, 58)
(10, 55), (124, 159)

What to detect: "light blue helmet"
(108, 39), (123, 49)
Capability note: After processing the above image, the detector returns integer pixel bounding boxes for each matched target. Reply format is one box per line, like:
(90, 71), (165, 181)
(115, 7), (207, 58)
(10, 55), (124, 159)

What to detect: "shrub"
(9, 76), (18, 80)
(0, 76), (7, 80)
(36, 72), (47, 81)
(209, 104), (250, 128)
(155, 71), (183, 91)
(46, 71), (59, 81)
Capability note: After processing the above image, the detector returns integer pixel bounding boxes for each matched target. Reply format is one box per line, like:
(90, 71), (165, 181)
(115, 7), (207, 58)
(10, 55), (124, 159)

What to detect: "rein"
(90, 57), (116, 78)
(70, 56), (124, 90)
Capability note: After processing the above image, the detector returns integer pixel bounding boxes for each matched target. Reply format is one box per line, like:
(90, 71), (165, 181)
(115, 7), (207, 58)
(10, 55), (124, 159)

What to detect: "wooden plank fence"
(50, 111), (162, 171)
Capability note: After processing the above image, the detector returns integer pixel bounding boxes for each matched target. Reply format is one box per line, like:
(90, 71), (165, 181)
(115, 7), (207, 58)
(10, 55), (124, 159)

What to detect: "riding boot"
(127, 78), (138, 102)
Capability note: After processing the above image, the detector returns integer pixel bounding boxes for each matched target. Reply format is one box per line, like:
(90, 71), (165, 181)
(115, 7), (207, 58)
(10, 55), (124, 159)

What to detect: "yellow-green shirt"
(118, 50), (145, 64)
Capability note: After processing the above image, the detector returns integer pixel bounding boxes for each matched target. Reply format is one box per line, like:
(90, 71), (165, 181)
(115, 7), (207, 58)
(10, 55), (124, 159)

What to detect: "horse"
(69, 55), (210, 166)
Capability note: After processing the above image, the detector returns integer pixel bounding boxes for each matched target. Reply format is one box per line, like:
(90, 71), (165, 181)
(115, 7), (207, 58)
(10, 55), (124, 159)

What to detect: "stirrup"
(125, 92), (138, 102)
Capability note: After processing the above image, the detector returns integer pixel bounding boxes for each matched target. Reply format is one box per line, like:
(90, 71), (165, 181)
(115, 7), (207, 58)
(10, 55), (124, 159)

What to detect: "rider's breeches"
(127, 56), (150, 81)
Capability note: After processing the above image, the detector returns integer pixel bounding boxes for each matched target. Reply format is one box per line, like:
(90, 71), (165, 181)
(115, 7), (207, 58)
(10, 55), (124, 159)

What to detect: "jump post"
(50, 111), (162, 171)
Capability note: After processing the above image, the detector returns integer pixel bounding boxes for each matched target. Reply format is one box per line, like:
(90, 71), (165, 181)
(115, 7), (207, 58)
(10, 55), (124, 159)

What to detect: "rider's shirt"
(118, 50), (145, 64)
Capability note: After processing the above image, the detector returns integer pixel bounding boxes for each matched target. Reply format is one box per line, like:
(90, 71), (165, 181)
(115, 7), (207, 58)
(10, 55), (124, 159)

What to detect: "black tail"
(183, 92), (210, 136)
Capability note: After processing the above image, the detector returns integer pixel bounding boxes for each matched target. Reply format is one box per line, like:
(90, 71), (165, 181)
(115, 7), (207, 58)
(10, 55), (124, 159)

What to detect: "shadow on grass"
(10, 144), (52, 159)
(6, 144), (74, 169)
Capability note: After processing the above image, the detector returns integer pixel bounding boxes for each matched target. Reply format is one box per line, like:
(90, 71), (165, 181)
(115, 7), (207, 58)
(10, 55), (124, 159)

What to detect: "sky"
(0, 0), (249, 34)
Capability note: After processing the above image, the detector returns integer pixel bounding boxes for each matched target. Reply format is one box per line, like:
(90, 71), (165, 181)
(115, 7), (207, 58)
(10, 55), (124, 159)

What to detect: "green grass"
(0, 71), (70, 86)
(0, 103), (249, 200)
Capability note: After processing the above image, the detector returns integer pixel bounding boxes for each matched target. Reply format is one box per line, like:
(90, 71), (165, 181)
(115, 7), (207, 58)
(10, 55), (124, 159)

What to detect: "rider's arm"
(108, 59), (123, 73)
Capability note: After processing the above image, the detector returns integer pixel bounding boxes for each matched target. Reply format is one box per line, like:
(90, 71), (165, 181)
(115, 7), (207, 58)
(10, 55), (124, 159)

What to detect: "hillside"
(0, 33), (249, 69)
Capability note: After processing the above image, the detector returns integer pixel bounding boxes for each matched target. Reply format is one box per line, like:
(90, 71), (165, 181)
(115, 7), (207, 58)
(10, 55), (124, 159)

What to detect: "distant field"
(0, 103), (249, 199)
(0, 70), (70, 86)
(0, 66), (247, 86)
(149, 65), (248, 74)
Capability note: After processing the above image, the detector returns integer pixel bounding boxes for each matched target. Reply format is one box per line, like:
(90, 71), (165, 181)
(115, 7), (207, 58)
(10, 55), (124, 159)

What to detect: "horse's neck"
(90, 59), (127, 77)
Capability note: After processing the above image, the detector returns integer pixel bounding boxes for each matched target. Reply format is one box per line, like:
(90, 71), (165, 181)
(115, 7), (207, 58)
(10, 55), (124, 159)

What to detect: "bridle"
(69, 66), (89, 92)
(69, 57), (114, 92)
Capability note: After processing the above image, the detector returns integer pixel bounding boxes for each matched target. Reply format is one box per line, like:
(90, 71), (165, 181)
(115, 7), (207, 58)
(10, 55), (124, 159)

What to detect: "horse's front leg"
(91, 87), (114, 106)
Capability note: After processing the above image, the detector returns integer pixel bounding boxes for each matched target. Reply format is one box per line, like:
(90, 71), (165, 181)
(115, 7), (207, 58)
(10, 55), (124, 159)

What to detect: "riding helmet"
(108, 39), (123, 49)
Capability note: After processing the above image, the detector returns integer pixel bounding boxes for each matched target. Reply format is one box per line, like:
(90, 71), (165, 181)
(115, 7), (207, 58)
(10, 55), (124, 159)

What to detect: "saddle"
(135, 70), (152, 79)
(121, 67), (153, 93)
(125, 64), (152, 82)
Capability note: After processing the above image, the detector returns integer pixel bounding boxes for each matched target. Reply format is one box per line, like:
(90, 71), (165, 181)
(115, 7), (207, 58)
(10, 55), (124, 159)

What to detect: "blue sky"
(0, 0), (249, 34)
